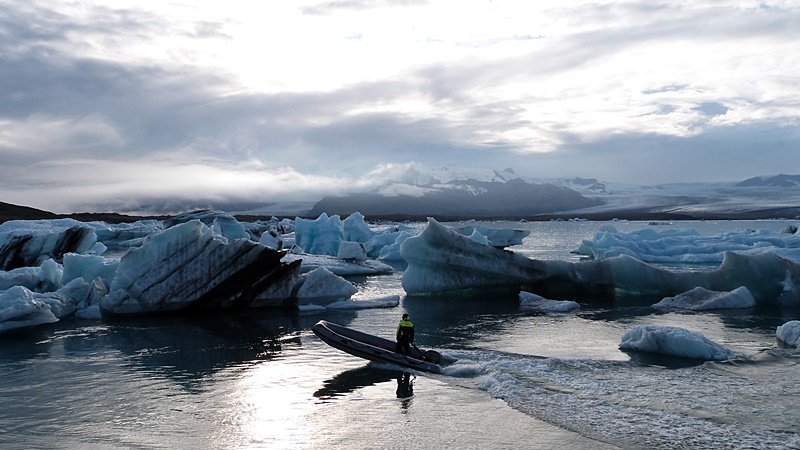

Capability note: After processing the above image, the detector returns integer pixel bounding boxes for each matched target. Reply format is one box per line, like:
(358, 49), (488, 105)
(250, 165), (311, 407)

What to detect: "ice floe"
(652, 286), (756, 310)
(519, 291), (580, 313)
(619, 324), (738, 361)
(776, 320), (800, 347)
(578, 224), (800, 264)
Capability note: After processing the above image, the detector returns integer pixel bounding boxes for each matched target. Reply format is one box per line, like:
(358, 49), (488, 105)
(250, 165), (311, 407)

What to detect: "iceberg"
(776, 320), (800, 347)
(401, 218), (551, 296)
(295, 213), (345, 256)
(164, 210), (249, 241)
(0, 219), (98, 270)
(61, 253), (119, 288)
(653, 286), (756, 310)
(296, 267), (357, 306)
(578, 225), (800, 264)
(337, 241), (368, 261)
(298, 295), (400, 314)
(258, 230), (284, 250)
(0, 277), (104, 332)
(281, 253), (394, 276)
(0, 286), (59, 332)
(101, 220), (301, 315)
(0, 258), (63, 293)
(619, 324), (738, 361)
(90, 220), (163, 252)
(454, 224), (529, 247)
(401, 219), (800, 305)
(377, 231), (413, 262)
(343, 212), (374, 243)
(519, 291), (580, 313)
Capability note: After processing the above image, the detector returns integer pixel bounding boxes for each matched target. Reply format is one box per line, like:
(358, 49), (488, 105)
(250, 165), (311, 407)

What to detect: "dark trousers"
(396, 340), (411, 356)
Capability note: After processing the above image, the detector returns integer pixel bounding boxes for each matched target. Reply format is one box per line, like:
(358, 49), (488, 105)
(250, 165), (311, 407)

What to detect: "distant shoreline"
(3, 209), (798, 226)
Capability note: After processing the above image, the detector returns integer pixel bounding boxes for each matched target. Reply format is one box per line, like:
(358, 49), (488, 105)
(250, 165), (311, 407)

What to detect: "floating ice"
(401, 218), (800, 305)
(343, 212), (374, 243)
(101, 220), (301, 314)
(653, 286), (756, 310)
(296, 267), (357, 306)
(298, 294), (400, 314)
(0, 219), (98, 270)
(258, 230), (284, 250)
(295, 213), (345, 256)
(776, 320), (800, 347)
(619, 325), (738, 361)
(90, 220), (163, 251)
(454, 224), (529, 247)
(401, 218), (546, 295)
(62, 253), (119, 287)
(578, 224), (800, 264)
(282, 253), (394, 276)
(0, 258), (63, 292)
(164, 210), (249, 241)
(468, 229), (490, 245)
(519, 291), (579, 313)
(0, 286), (59, 332)
(337, 241), (368, 261)
(377, 231), (412, 262)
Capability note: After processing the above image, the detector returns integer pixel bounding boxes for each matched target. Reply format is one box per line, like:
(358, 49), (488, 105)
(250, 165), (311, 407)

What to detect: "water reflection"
(313, 366), (396, 400)
(101, 309), (352, 389)
(396, 372), (414, 399)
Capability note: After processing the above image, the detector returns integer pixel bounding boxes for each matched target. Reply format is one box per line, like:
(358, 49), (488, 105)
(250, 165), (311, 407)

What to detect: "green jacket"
(396, 319), (415, 342)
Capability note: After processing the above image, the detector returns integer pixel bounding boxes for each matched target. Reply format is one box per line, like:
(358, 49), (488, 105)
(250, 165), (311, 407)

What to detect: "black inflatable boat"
(312, 320), (443, 374)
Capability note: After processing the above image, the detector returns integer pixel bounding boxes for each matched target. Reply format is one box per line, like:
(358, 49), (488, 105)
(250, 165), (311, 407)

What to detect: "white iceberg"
(0, 286), (59, 332)
(296, 267), (357, 306)
(653, 286), (756, 310)
(295, 213), (345, 256)
(90, 220), (163, 251)
(164, 210), (249, 241)
(343, 212), (374, 243)
(0, 219), (98, 270)
(0, 258), (63, 293)
(776, 320), (800, 347)
(467, 229), (490, 245)
(578, 224), (800, 264)
(454, 224), (529, 247)
(377, 231), (413, 262)
(519, 291), (580, 313)
(61, 253), (119, 287)
(619, 324), (738, 361)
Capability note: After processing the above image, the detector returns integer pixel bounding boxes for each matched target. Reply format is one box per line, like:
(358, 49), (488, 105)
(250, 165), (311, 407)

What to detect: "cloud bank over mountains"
(1, 1), (799, 214)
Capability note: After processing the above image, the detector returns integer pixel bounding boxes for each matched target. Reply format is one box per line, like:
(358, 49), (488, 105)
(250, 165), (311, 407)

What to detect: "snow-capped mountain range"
(305, 166), (800, 220)
(2, 167), (799, 222)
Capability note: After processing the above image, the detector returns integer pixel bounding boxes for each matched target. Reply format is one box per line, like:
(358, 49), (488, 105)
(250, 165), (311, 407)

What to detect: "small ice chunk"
(653, 286), (756, 311)
(620, 324), (737, 361)
(776, 320), (800, 347)
(519, 291), (580, 313)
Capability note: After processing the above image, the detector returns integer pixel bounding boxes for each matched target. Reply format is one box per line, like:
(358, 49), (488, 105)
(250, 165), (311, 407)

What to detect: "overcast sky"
(1, 0), (799, 213)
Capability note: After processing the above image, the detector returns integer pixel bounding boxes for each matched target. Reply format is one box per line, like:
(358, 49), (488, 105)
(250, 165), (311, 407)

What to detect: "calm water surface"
(1, 220), (799, 449)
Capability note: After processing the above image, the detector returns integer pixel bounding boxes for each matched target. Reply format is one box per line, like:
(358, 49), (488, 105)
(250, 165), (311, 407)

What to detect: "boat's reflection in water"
(314, 365), (416, 401)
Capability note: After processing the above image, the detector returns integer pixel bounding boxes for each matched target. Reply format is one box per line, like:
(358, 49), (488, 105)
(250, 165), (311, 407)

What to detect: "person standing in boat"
(396, 313), (415, 356)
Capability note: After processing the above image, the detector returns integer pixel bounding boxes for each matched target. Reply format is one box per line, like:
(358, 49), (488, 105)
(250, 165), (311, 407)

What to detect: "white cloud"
(1, 0), (799, 212)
